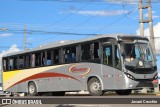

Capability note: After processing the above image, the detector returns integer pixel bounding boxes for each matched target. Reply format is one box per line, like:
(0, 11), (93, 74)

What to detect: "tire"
(116, 90), (132, 95)
(28, 82), (38, 96)
(52, 91), (65, 96)
(87, 77), (104, 96)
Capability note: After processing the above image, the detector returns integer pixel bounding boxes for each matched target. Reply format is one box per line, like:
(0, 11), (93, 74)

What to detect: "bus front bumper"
(124, 79), (155, 89)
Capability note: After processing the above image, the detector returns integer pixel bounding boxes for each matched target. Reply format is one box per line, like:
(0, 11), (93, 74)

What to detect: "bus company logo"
(68, 64), (91, 76)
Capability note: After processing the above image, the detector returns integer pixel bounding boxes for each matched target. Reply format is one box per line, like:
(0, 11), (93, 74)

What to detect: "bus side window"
(82, 42), (99, 61)
(3, 58), (9, 71)
(25, 54), (30, 68)
(82, 43), (90, 60)
(63, 46), (77, 63)
(3, 59), (6, 71)
(54, 49), (60, 64)
(41, 51), (45, 66)
(10, 58), (14, 70)
(35, 52), (41, 67)
(103, 45), (113, 66)
(19, 56), (24, 69)
(46, 51), (52, 65)
(13, 57), (18, 70)
(63, 47), (71, 63)
(71, 46), (76, 62)
(93, 42), (99, 59)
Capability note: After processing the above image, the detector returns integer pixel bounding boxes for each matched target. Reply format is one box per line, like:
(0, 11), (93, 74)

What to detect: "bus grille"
(136, 81), (153, 87)
(125, 66), (157, 74)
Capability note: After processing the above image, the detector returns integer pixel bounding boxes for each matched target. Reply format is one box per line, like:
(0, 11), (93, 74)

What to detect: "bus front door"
(102, 45), (116, 89)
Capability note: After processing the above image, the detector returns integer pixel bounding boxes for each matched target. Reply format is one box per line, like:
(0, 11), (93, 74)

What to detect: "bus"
(1, 34), (158, 96)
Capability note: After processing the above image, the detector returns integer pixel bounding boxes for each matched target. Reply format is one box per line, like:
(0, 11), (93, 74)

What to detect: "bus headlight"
(153, 73), (158, 79)
(124, 72), (135, 80)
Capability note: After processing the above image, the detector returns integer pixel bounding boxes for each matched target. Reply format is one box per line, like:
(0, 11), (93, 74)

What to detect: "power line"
(93, 6), (138, 34)
(64, 5), (112, 32)
(0, 46), (24, 49)
(41, 1), (93, 30)
(5, 29), (97, 36)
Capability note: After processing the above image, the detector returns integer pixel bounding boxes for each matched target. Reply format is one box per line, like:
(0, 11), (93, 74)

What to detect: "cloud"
(0, 44), (20, 67)
(62, 9), (129, 16)
(104, 0), (139, 5)
(144, 11), (159, 19)
(0, 33), (13, 37)
(136, 22), (160, 55)
(78, 10), (128, 16)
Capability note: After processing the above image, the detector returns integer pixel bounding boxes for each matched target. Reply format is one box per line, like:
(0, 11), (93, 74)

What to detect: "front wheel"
(87, 77), (104, 96)
(115, 90), (132, 95)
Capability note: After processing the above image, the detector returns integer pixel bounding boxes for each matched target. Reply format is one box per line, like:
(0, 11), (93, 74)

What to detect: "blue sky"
(0, 0), (160, 70)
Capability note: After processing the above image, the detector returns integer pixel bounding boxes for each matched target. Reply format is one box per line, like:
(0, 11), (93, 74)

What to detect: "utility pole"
(139, 0), (155, 51)
(139, 0), (144, 36)
(24, 24), (26, 50)
(139, 0), (159, 93)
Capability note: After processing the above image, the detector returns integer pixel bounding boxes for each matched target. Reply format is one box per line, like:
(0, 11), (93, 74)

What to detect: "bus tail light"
(124, 72), (135, 80)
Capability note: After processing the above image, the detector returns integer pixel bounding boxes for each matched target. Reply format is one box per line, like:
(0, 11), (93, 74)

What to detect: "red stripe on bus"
(7, 72), (79, 90)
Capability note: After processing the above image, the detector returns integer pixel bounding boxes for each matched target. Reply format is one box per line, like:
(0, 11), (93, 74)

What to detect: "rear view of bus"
(117, 36), (158, 94)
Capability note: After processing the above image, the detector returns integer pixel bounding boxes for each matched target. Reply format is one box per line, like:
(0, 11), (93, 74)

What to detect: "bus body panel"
(114, 69), (125, 89)
(4, 62), (157, 93)
(102, 65), (116, 89)
(3, 63), (103, 93)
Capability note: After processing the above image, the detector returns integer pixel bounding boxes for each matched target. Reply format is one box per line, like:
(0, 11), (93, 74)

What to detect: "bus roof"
(3, 34), (148, 57)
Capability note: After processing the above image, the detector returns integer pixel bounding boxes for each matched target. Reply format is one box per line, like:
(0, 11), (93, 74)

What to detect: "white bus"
(1, 34), (158, 96)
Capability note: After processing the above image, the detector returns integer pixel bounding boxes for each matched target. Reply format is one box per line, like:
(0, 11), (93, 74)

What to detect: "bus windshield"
(123, 42), (153, 63)
(121, 40), (157, 74)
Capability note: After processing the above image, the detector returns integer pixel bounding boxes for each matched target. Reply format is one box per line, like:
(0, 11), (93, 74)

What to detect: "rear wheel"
(115, 90), (132, 95)
(28, 82), (38, 96)
(88, 77), (104, 96)
(52, 91), (65, 96)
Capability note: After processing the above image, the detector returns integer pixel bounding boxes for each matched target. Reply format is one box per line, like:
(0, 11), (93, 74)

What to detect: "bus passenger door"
(102, 45), (116, 89)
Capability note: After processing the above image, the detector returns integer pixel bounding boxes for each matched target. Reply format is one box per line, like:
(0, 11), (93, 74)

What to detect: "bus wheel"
(51, 91), (65, 96)
(88, 77), (104, 96)
(116, 90), (132, 95)
(28, 82), (38, 96)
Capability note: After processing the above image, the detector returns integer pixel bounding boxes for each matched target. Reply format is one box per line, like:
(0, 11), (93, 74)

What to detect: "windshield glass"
(123, 43), (153, 62)
(118, 38), (157, 74)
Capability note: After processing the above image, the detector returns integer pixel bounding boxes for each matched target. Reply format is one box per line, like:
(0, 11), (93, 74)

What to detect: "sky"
(0, 0), (160, 72)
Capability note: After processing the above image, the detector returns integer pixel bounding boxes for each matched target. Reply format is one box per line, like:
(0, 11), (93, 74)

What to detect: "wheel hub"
(90, 81), (101, 93)
(29, 85), (35, 94)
